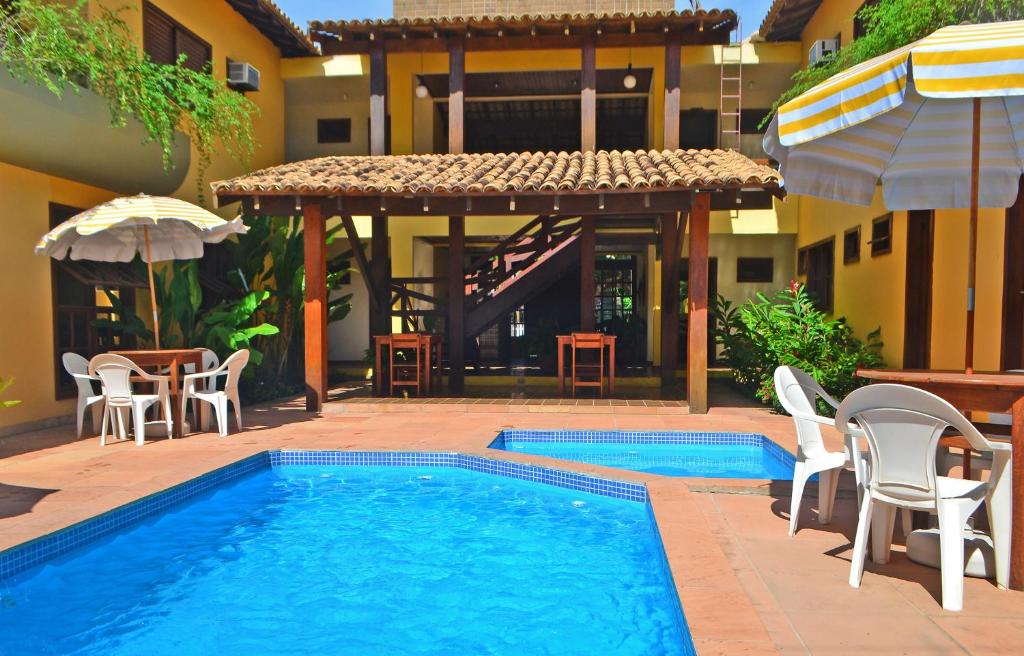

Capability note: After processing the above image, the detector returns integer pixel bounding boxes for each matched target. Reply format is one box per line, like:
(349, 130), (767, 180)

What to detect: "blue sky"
(276, 1), (773, 40)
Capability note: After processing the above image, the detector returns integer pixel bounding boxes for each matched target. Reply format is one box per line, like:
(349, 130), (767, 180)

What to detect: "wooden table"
(858, 368), (1024, 590)
(373, 334), (443, 396)
(112, 349), (204, 439)
(557, 334), (616, 396)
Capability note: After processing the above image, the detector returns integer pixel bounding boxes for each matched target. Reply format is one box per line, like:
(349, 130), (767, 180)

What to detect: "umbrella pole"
(965, 98), (981, 374)
(143, 226), (161, 349)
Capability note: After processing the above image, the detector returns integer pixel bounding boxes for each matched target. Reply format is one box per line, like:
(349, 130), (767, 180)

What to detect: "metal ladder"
(719, 20), (743, 151)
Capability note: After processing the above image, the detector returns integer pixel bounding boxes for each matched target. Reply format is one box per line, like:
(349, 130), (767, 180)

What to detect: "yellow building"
(0, 0), (316, 435)
(14, 0), (1015, 433)
(759, 0), (1024, 372)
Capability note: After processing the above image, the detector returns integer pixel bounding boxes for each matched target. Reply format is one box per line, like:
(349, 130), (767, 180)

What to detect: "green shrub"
(719, 284), (884, 413)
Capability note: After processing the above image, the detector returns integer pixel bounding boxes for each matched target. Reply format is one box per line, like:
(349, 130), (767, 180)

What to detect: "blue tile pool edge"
(489, 429), (796, 476)
(0, 449), (649, 581)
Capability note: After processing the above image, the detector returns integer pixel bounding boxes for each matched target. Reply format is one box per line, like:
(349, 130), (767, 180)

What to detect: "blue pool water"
(492, 431), (796, 479)
(0, 464), (690, 655)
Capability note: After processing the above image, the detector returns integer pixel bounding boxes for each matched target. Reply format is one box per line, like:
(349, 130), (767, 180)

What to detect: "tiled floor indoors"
(1, 390), (1022, 655)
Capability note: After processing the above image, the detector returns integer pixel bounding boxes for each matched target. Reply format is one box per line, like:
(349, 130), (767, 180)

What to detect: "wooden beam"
(663, 33), (681, 150)
(340, 215), (379, 314)
(579, 215), (596, 330)
(580, 35), (596, 152)
(369, 215), (390, 336)
(687, 193), (711, 414)
(302, 203), (328, 412)
(232, 189), (718, 218)
(660, 212), (680, 387)
(369, 42), (387, 155)
(448, 38), (465, 154)
(448, 216), (465, 392)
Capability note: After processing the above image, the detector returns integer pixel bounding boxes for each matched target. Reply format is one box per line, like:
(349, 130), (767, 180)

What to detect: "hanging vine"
(0, 0), (258, 199)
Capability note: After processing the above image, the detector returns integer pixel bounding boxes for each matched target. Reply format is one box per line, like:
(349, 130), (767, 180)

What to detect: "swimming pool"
(491, 430), (796, 479)
(0, 452), (693, 656)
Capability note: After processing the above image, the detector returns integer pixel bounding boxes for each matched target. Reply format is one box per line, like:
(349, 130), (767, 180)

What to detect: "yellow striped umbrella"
(36, 194), (247, 348)
(764, 20), (1024, 372)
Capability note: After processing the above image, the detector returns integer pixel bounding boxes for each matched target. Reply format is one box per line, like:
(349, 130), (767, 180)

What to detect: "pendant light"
(415, 52), (430, 98)
(623, 47), (637, 89)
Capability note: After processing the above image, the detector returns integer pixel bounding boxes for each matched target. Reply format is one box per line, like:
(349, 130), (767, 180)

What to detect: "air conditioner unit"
(808, 39), (839, 66)
(227, 61), (260, 92)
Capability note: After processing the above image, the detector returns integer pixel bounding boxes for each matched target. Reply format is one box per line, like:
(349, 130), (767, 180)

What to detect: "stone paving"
(1, 394), (1022, 654)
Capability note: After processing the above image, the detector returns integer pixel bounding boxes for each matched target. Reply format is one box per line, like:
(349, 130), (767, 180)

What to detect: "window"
(854, 0), (881, 40)
(870, 213), (893, 256)
(679, 109), (718, 150)
(798, 239), (835, 312)
(594, 255), (637, 326)
(143, 1), (211, 72)
(509, 305), (526, 338)
(317, 118), (352, 144)
(843, 226), (861, 263)
(736, 257), (774, 283)
(740, 109), (772, 135)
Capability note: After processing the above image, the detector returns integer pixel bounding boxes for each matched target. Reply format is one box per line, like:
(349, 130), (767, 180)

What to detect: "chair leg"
(789, 461), (809, 537)
(230, 391), (242, 431)
(76, 399), (85, 439)
(871, 503), (897, 565)
(849, 495), (875, 588)
(163, 395), (172, 439)
(133, 405), (145, 447)
(217, 397), (228, 437)
(937, 501), (967, 612)
(90, 403), (103, 437)
(818, 468), (840, 525)
(100, 405), (110, 446)
(901, 508), (914, 537)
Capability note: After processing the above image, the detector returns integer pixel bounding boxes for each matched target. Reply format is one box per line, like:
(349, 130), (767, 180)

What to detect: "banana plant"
(194, 290), (279, 365)
(0, 377), (21, 408)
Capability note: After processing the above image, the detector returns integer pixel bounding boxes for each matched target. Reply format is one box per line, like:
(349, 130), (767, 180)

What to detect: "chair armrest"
(69, 372), (98, 382)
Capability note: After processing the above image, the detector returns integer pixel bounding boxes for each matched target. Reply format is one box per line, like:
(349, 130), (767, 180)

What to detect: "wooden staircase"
(389, 216), (583, 338)
(464, 215), (582, 338)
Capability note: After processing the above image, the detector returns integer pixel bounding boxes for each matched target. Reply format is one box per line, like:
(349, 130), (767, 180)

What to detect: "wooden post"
(448, 38), (465, 154)
(370, 42), (387, 156)
(581, 35), (596, 152)
(370, 215), (390, 337)
(448, 216), (465, 392)
(579, 215), (596, 330)
(965, 97), (981, 373)
(687, 193), (711, 414)
(302, 203), (328, 412)
(660, 212), (681, 387)
(663, 33), (681, 151)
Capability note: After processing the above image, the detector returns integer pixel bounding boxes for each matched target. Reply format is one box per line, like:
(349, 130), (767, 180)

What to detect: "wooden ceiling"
(418, 68), (653, 98)
(758, 0), (823, 42)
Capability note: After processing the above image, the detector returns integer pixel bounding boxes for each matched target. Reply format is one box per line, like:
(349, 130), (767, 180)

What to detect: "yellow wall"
(799, 0), (867, 65)
(930, 208), (1005, 371)
(91, 0), (286, 209)
(0, 163), (119, 431)
(0, 1), (288, 432)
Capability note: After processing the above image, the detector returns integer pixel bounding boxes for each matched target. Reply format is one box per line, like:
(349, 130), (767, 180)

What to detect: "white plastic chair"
(184, 348), (220, 430)
(62, 352), (104, 438)
(181, 350), (249, 437)
(836, 384), (1012, 612)
(89, 354), (172, 446)
(774, 366), (868, 536)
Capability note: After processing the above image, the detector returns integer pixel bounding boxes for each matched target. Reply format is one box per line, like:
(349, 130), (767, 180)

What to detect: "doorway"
(1001, 178), (1024, 369)
(904, 210), (934, 369)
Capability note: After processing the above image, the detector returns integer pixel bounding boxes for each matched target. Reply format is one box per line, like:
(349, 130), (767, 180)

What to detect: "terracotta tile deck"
(1, 395), (1022, 654)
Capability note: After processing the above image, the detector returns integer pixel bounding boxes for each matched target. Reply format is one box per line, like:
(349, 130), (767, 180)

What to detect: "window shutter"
(143, 5), (175, 65)
(176, 31), (211, 72)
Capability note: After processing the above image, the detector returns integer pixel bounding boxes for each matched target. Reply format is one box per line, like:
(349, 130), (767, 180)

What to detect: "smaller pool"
(490, 430), (796, 479)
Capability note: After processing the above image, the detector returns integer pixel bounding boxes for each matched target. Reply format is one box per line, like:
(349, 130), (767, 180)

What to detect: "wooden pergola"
(213, 150), (781, 415)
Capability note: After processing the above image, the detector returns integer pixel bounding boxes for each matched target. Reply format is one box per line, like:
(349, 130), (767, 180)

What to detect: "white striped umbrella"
(36, 194), (247, 348)
(764, 20), (1024, 372)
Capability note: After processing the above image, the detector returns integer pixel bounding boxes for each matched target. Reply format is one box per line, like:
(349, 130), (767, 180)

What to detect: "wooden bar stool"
(389, 333), (423, 396)
(571, 332), (605, 397)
